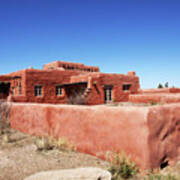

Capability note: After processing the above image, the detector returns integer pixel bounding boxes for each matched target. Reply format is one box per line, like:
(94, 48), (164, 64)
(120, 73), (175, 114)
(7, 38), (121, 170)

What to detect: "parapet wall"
(9, 103), (180, 169)
(138, 88), (180, 94)
(43, 61), (100, 72)
(129, 94), (180, 104)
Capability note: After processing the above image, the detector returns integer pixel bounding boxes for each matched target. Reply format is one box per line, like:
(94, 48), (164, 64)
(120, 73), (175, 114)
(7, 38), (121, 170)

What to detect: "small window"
(35, 86), (42, 96)
(123, 84), (131, 91)
(56, 86), (63, 96)
(18, 84), (22, 95)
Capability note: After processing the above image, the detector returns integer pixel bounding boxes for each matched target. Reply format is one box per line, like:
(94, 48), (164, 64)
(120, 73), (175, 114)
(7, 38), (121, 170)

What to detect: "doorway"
(0, 82), (10, 99)
(104, 86), (113, 103)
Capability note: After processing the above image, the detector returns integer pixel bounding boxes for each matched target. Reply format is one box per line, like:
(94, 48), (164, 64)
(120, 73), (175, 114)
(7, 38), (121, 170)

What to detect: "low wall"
(9, 103), (180, 169)
(129, 94), (180, 104)
(138, 88), (180, 94)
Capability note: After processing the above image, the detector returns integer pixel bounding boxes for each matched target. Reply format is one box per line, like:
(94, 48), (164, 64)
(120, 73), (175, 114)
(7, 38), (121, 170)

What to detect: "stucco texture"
(129, 94), (180, 104)
(10, 103), (180, 169)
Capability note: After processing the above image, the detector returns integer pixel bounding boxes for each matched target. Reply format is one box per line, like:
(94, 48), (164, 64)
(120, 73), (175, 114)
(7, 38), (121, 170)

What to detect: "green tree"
(165, 82), (169, 88)
(158, 83), (163, 89)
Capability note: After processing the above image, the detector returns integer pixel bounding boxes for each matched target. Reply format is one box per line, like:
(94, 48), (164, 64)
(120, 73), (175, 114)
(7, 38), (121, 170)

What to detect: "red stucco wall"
(100, 73), (140, 102)
(24, 69), (81, 104)
(138, 88), (180, 94)
(9, 103), (180, 169)
(43, 61), (100, 72)
(70, 72), (140, 104)
(10, 103), (149, 168)
(129, 93), (180, 104)
(148, 104), (180, 168)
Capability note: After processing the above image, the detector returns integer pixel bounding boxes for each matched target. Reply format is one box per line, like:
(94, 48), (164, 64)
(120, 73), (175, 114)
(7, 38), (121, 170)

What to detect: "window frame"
(35, 85), (43, 97)
(18, 83), (22, 95)
(56, 85), (63, 96)
(104, 85), (113, 103)
(122, 84), (132, 92)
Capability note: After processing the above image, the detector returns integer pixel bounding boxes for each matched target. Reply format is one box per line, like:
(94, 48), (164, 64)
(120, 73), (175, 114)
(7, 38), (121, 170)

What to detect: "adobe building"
(0, 61), (140, 105)
(1, 61), (180, 169)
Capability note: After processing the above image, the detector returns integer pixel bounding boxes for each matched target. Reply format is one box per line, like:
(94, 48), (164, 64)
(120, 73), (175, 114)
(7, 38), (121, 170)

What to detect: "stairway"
(83, 87), (92, 98)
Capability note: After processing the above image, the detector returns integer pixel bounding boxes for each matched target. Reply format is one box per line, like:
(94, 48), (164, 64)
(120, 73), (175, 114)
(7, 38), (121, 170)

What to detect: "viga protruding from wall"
(10, 103), (180, 169)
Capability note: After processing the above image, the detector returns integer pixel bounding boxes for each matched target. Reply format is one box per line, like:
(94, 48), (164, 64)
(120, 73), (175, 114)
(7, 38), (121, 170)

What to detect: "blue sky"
(0, 0), (180, 88)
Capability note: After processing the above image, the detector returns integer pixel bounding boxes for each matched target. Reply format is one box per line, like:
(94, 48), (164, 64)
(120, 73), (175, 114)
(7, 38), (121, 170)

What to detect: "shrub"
(34, 137), (54, 151)
(2, 133), (11, 143)
(150, 102), (157, 106)
(67, 91), (87, 105)
(52, 137), (76, 152)
(107, 152), (139, 179)
(145, 172), (177, 180)
(34, 136), (76, 152)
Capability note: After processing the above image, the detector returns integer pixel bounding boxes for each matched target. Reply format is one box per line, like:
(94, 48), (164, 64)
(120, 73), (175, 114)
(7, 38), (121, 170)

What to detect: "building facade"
(0, 61), (140, 105)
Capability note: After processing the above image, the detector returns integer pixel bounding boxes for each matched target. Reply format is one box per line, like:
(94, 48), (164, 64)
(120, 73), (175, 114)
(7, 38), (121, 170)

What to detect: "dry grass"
(0, 100), (11, 134)
(0, 130), (179, 180)
(34, 136), (76, 152)
(107, 152), (139, 179)
(0, 130), (109, 180)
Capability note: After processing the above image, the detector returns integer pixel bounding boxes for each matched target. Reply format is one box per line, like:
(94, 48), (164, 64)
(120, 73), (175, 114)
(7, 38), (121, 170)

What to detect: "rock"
(24, 167), (111, 180)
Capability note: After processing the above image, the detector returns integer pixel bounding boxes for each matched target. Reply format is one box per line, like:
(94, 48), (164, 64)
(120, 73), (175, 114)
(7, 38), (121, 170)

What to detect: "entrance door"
(104, 86), (113, 103)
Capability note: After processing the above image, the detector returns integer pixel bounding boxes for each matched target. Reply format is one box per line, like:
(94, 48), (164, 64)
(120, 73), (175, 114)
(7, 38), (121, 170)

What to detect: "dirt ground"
(0, 129), (109, 180)
(0, 128), (179, 180)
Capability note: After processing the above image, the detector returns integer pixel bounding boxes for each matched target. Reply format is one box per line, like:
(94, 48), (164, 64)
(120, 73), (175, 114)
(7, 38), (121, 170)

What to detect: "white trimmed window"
(35, 85), (42, 96)
(56, 86), (63, 96)
(18, 84), (22, 95)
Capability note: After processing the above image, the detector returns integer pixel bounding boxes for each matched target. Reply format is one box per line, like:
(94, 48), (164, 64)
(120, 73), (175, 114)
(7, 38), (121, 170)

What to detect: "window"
(35, 86), (42, 96)
(123, 84), (131, 91)
(18, 84), (22, 95)
(56, 86), (63, 96)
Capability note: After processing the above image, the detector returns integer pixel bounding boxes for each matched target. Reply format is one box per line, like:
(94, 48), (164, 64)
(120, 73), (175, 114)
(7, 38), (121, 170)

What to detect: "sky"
(0, 0), (180, 89)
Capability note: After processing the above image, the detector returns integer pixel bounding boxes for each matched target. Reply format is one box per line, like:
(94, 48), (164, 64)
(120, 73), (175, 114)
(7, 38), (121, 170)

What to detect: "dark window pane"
(123, 84), (131, 91)
(56, 86), (63, 96)
(35, 86), (42, 96)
